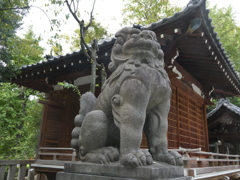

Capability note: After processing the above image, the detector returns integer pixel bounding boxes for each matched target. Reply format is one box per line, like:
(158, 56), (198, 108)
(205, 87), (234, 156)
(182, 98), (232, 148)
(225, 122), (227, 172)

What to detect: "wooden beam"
(173, 61), (203, 91)
(38, 100), (66, 107)
(214, 89), (240, 97)
(209, 133), (240, 139)
(165, 18), (202, 51)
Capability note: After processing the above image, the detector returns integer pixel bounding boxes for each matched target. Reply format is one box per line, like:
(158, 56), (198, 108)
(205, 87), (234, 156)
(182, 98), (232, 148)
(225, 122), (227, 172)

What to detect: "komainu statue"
(71, 27), (183, 167)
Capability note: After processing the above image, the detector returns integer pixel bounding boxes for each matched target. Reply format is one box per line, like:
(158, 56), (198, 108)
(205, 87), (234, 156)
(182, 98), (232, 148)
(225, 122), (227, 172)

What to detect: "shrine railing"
(0, 160), (35, 180)
(3, 147), (240, 180)
(36, 147), (77, 166)
(172, 147), (240, 179)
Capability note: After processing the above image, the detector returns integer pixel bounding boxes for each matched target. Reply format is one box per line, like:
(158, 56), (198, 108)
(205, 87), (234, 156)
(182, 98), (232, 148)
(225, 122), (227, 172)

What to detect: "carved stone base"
(56, 162), (191, 180)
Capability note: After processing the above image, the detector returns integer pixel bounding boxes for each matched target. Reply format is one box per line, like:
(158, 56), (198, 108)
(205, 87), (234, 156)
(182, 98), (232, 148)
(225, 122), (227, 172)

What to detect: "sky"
(17, 0), (240, 54)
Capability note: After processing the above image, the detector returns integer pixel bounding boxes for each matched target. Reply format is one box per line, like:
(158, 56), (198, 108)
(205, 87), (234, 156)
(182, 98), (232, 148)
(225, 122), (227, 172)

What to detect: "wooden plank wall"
(168, 79), (208, 151)
(39, 80), (209, 152)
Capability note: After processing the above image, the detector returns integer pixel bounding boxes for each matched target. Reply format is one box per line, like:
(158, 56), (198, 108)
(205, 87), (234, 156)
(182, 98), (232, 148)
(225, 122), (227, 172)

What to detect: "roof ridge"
(208, 98), (240, 118)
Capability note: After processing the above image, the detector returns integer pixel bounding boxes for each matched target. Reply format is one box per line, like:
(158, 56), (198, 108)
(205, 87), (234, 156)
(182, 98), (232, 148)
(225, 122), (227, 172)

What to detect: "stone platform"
(56, 161), (191, 180)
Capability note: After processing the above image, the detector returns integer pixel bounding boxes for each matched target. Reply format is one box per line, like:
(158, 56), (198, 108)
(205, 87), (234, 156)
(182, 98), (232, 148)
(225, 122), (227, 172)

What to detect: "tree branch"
(85, 0), (96, 30)
(80, 42), (91, 60)
(31, 6), (52, 27)
(75, 0), (80, 14)
(0, 5), (52, 29)
(80, 22), (92, 58)
(65, 0), (81, 24)
(72, 0), (76, 13)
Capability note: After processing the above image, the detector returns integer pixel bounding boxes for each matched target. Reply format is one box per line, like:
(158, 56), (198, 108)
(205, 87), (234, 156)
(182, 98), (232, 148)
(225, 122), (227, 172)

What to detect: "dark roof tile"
(207, 99), (240, 118)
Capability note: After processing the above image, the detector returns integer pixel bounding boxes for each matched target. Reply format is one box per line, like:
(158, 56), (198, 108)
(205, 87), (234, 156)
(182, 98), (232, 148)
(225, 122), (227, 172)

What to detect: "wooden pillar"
(176, 87), (180, 148)
(219, 138), (225, 154)
(203, 104), (209, 152)
(17, 165), (27, 180)
(7, 165), (17, 180)
(0, 165), (6, 180)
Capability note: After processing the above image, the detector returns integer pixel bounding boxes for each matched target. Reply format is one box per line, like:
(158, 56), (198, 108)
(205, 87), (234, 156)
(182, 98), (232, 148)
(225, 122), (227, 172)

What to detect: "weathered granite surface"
(70, 27), (183, 168)
(56, 162), (191, 180)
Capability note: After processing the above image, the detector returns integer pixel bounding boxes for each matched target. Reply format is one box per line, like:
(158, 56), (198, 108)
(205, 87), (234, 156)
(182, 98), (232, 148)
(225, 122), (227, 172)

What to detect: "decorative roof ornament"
(132, 24), (142, 30)
(216, 98), (230, 107)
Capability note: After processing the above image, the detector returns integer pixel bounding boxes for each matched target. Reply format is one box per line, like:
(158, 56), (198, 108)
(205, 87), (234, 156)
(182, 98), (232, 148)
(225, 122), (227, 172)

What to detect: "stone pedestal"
(56, 162), (191, 180)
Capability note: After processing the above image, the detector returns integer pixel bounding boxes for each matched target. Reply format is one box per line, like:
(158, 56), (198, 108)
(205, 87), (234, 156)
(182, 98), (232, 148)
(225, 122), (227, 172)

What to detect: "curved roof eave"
(19, 37), (116, 71)
(207, 99), (240, 118)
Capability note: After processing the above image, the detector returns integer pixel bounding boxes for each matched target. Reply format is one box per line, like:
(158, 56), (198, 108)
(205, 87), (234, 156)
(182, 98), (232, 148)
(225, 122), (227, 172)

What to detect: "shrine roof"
(207, 99), (240, 118)
(11, 0), (240, 97)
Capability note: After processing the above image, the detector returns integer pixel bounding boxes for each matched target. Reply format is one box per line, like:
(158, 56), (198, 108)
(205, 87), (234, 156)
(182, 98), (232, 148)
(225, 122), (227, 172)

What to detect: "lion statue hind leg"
(78, 110), (119, 164)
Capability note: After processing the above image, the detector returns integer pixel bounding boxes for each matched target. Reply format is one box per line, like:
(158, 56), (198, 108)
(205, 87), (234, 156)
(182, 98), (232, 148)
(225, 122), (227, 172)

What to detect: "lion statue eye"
(115, 37), (124, 45)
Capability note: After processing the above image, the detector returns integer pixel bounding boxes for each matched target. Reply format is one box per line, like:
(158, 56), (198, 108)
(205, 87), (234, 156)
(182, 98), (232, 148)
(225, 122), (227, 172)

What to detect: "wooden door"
(40, 104), (65, 147)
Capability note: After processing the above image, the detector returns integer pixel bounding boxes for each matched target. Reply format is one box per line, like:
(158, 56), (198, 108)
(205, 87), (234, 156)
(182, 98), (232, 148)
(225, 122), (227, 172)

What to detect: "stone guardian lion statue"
(71, 27), (183, 167)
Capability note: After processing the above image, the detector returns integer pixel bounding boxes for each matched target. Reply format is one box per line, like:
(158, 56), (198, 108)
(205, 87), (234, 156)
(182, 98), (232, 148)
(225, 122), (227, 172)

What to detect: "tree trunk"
(90, 59), (96, 94)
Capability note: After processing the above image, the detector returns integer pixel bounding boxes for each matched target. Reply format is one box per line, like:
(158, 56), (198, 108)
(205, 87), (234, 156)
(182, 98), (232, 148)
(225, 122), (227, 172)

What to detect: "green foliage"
(207, 4), (240, 107)
(229, 97), (240, 108)
(122, 0), (181, 26)
(0, 3), (45, 159)
(48, 38), (63, 56)
(0, 28), (44, 81)
(209, 5), (240, 72)
(0, 0), (30, 81)
(0, 83), (43, 160)
(45, 1), (109, 55)
(11, 28), (44, 66)
(58, 82), (81, 97)
(69, 21), (109, 52)
(206, 99), (217, 113)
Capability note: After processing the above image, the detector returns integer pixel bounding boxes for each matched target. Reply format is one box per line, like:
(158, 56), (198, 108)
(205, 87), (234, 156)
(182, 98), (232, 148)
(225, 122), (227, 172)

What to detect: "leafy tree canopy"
(11, 27), (44, 66)
(46, 0), (108, 93)
(0, 2), (44, 159)
(122, 0), (181, 26)
(0, 28), (44, 81)
(0, 0), (33, 81)
(0, 29), (44, 159)
(208, 4), (240, 107)
(47, 20), (108, 55)
(0, 83), (43, 160)
(69, 20), (109, 52)
(209, 4), (240, 72)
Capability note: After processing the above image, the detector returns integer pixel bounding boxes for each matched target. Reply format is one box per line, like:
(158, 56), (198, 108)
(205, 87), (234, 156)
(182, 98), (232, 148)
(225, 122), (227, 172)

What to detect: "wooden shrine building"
(208, 99), (240, 155)
(10, 0), (240, 179)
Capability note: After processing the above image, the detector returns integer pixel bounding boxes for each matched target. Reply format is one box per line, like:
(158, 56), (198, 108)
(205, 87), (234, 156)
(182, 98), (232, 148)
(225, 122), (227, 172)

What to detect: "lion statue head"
(109, 27), (165, 72)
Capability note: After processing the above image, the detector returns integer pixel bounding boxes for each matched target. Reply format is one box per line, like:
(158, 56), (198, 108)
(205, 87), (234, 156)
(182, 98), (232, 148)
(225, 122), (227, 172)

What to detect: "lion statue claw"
(71, 27), (183, 167)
